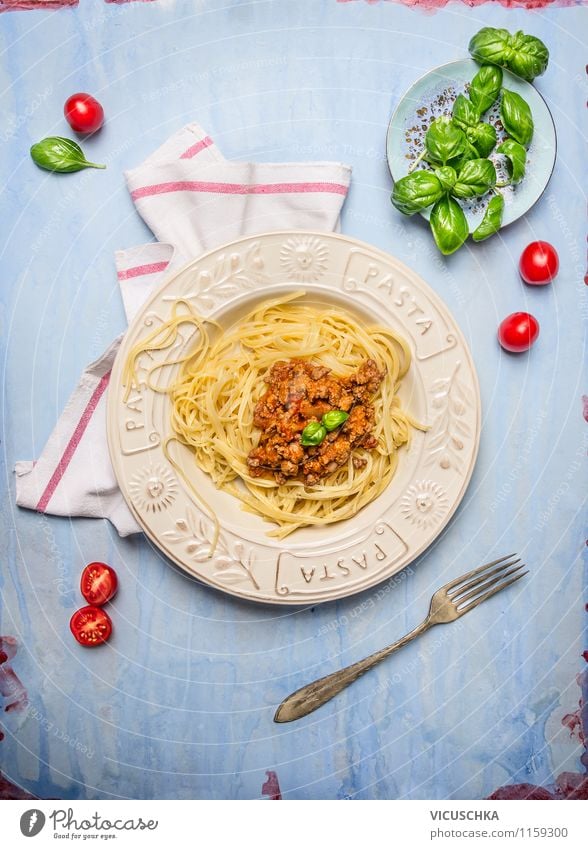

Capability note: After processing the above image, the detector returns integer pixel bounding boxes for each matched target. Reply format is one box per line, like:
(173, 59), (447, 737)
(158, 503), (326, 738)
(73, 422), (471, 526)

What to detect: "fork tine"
(453, 564), (526, 606)
(450, 558), (521, 600)
(457, 571), (529, 616)
(442, 553), (518, 593)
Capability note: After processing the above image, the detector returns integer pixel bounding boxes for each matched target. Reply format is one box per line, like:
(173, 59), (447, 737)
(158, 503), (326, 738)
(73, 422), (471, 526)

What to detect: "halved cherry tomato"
(519, 241), (559, 285)
(80, 562), (118, 606)
(64, 93), (104, 134)
(498, 312), (540, 353)
(70, 606), (112, 647)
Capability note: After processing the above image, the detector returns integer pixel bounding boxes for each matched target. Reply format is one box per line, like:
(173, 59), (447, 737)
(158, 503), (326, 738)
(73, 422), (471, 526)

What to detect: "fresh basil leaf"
(468, 27), (512, 68)
(425, 117), (467, 165)
(429, 196), (469, 256)
(453, 158), (497, 199)
(509, 30), (549, 81)
(500, 89), (534, 146)
(466, 122), (497, 158)
(453, 140), (479, 172)
(469, 64), (503, 114)
(496, 138), (526, 183)
(30, 137), (106, 173)
(391, 171), (444, 215)
(472, 194), (504, 242)
(434, 166), (457, 194)
(452, 94), (480, 130)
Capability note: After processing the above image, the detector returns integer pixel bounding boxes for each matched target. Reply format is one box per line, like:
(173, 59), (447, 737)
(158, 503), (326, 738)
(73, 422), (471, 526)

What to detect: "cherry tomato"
(80, 562), (118, 606)
(519, 241), (559, 285)
(70, 606), (112, 647)
(64, 93), (104, 134)
(498, 312), (540, 353)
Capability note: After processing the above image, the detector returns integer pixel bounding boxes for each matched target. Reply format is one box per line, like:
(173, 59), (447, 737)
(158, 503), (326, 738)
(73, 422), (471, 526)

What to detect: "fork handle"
(274, 619), (431, 723)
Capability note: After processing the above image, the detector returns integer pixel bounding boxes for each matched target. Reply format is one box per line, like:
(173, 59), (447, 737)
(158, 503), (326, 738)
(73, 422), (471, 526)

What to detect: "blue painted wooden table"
(1, 0), (586, 800)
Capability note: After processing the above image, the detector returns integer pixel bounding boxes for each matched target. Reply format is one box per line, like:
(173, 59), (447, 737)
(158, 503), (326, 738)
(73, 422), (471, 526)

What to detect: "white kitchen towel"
(15, 123), (351, 535)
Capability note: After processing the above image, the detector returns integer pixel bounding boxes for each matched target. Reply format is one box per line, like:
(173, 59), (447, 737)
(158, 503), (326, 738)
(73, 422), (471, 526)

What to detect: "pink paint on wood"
(487, 783), (554, 800)
(0, 637), (18, 663)
(0, 0), (77, 11)
(0, 638), (27, 713)
(261, 770), (282, 799)
(0, 771), (37, 800)
(336, 0), (580, 8)
(562, 710), (584, 743)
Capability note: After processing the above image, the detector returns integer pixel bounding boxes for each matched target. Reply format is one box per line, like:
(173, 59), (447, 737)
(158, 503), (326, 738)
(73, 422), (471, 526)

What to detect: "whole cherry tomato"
(80, 562), (118, 606)
(498, 312), (540, 353)
(70, 606), (112, 647)
(64, 93), (104, 134)
(519, 241), (559, 285)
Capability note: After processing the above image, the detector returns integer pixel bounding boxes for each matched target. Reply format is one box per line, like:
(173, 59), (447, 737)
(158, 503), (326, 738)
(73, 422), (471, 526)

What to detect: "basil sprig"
(390, 27), (548, 253)
(496, 138), (526, 183)
(500, 89), (534, 147)
(30, 137), (106, 173)
(469, 64), (503, 113)
(430, 196), (469, 256)
(472, 194), (504, 242)
(468, 26), (549, 82)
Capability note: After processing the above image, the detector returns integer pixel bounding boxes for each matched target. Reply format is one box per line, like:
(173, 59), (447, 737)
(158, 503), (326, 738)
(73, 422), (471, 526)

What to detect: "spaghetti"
(123, 293), (422, 541)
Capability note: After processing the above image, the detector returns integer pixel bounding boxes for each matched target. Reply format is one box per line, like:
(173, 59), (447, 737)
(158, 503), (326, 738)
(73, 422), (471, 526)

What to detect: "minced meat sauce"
(246, 358), (385, 485)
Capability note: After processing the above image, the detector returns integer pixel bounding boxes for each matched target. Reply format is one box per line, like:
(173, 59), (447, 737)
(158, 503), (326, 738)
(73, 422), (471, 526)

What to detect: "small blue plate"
(386, 59), (557, 234)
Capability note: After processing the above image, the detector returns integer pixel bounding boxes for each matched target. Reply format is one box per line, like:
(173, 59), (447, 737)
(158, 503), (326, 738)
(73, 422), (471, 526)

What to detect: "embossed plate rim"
(107, 230), (481, 605)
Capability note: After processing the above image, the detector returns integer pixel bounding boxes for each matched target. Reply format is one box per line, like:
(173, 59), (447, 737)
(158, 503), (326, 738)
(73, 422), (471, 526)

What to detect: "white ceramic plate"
(107, 232), (481, 605)
(387, 59), (557, 233)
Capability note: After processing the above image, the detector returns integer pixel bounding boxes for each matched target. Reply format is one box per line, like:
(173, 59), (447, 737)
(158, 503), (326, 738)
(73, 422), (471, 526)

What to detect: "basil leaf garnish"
(300, 422), (327, 447)
(472, 194), (504, 242)
(429, 196), (469, 256)
(453, 158), (497, 199)
(469, 64), (503, 114)
(496, 138), (527, 183)
(30, 137), (106, 173)
(391, 171), (444, 215)
(322, 410), (349, 432)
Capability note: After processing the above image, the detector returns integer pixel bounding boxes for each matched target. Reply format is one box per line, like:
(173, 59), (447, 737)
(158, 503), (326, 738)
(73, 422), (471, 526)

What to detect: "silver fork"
(274, 553), (527, 723)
